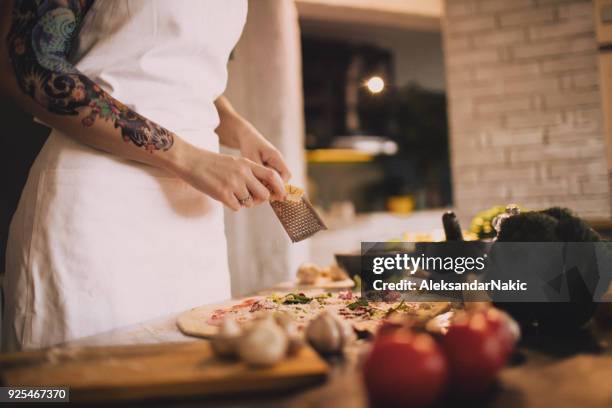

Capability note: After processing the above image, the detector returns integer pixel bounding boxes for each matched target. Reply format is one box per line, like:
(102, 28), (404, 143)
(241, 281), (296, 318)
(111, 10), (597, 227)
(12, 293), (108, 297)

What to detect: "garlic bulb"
(211, 317), (242, 358)
(238, 319), (288, 366)
(297, 263), (320, 284)
(306, 311), (355, 354)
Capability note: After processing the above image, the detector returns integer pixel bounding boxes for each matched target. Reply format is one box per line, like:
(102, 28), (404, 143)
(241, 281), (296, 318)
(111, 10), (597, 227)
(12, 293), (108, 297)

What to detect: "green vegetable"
(314, 292), (333, 305)
(470, 205), (523, 239)
(347, 298), (369, 310)
(282, 293), (312, 304)
(386, 300), (407, 316)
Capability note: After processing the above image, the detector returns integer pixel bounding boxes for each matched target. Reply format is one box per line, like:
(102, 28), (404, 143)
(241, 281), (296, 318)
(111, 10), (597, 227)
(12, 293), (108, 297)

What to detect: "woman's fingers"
(250, 162), (286, 201)
(246, 175), (270, 204)
(235, 187), (255, 208)
(264, 152), (292, 182)
(225, 192), (242, 211)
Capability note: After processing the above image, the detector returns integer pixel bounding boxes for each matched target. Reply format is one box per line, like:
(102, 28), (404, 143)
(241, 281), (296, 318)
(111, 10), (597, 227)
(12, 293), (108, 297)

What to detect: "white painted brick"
(559, 74), (574, 90)
(560, 196), (612, 215)
(548, 160), (608, 178)
(472, 28), (527, 48)
(452, 115), (505, 132)
(511, 180), (571, 198)
(571, 70), (599, 88)
(476, 95), (532, 115)
(499, 7), (556, 27)
(566, 107), (604, 125)
(544, 90), (601, 108)
(474, 62), (540, 81)
(452, 147), (506, 166)
(446, 48), (501, 66)
(509, 142), (605, 163)
(449, 80), (504, 98)
(478, 165), (540, 182)
(448, 98), (475, 119)
(558, 1), (593, 20)
(529, 17), (595, 40)
(451, 132), (491, 151)
(536, 0), (589, 5)
(547, 122), (602, 139)
(513, 37), (596, 59)
(500, 76), (559, 94)
(582, 179), (609, 194)
(446, 68), (475, 85)
(478, 0), (534, 13)
(454, 182), (511, 200)
(505, 111), (564, 129)
(539, 53), (598, 73)
(454, 166), (481, 183)
(487, 129), (545, 146)
(444, 0), (611, 218)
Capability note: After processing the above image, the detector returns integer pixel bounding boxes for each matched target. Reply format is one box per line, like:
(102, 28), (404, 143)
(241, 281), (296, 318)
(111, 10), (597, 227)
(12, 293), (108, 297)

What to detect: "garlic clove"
(335, 317), (356, 347)
(306, 311), (342, 354)
(238, 319), (288, 367)
(211, 317), (242, 358)
(274, 312), (304, 355)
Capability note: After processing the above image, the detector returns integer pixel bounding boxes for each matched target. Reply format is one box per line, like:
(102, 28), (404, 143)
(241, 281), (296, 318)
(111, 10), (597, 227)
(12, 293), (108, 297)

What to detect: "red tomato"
(363, 330), (448, 408)
(441, 313), (508, 397)
(376, 319), (404, 337)
(483, 308), (520, 357)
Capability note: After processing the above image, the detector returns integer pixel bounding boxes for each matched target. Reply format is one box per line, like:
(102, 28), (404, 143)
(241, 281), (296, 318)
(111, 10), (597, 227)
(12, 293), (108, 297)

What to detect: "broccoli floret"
(497, 212), (559, 242)
(540, 207), (601, 242)
(497, 207), (601, 243)
(492, 207), (603, 331)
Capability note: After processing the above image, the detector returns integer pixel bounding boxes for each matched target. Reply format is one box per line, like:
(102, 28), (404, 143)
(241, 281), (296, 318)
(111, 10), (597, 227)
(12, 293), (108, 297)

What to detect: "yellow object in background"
(306, 149), (374, 163)
(387, 195), (414, 215)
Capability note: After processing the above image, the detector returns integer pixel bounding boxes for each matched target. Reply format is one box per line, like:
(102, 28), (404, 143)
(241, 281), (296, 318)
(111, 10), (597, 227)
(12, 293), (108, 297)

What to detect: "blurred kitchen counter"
(310, 209), (448, 266)
(61, 292), (612, 408)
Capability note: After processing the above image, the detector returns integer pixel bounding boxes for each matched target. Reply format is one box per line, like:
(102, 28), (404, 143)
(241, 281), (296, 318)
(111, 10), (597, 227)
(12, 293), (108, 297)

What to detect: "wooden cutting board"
(0, 341), (329, 403)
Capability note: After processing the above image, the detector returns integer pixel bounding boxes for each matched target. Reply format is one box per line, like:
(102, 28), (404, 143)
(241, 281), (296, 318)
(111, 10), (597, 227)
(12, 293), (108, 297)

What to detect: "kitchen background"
(2, 0), (612, 297)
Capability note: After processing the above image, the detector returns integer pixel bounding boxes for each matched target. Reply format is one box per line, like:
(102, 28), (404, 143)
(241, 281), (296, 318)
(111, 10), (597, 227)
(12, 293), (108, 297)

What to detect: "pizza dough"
(176, 291), (451, 339)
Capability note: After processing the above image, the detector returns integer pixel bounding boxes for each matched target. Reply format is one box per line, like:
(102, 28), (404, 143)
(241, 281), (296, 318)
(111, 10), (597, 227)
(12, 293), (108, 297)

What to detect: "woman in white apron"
(0, 0), (290, 351)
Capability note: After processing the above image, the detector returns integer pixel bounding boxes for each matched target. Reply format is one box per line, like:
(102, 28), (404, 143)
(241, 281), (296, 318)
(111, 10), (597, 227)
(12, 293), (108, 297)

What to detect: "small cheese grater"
(270, 184), (327, 243)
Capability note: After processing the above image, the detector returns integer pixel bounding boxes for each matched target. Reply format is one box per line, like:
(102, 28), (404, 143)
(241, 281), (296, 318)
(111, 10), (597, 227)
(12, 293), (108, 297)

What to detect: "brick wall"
(443, 0), (611, 220)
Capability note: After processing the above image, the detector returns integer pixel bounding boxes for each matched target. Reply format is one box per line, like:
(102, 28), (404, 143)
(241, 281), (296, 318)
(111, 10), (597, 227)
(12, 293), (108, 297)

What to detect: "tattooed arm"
(0, 0), (285, 209)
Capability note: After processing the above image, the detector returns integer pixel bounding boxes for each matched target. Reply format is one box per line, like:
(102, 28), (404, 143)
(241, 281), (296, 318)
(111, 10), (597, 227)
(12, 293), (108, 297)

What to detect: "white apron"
(2, 0), (247, 351)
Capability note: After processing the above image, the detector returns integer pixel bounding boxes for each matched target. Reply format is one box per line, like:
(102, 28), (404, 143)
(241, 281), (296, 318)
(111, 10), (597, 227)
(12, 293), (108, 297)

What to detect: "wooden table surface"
(58, 298), (612, 408)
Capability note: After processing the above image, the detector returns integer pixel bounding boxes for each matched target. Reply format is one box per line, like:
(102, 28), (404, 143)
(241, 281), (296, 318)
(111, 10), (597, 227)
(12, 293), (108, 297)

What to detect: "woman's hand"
(215, 96), (291, 182)
(237, 122), (292, 182)
(175, 146), (286, 211)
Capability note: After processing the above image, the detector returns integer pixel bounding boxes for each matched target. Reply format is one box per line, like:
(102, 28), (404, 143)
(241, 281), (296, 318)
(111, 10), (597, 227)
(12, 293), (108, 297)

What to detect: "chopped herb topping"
(385, 300), (408, 316)
(281, 293), (313, 304)
(347, 298), (369, 310)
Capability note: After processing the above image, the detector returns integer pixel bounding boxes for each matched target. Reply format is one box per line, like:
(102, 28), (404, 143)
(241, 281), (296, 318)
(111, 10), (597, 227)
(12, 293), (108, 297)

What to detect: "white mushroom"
(305, 311), (355, 354)
(211, 317), (242, 358)
(297, 263), (320, 284)
(238, 318), (288, 367)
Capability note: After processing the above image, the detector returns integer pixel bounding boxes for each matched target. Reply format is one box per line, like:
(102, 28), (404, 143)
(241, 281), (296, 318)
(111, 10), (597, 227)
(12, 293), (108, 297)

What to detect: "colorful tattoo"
(6, 0), (174, 152)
